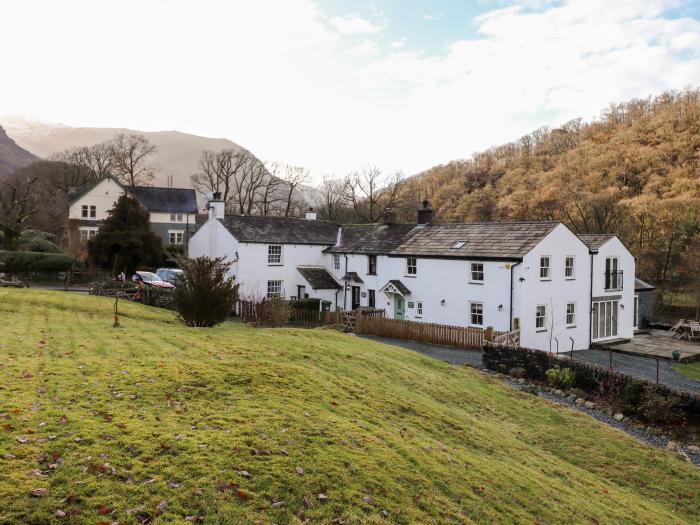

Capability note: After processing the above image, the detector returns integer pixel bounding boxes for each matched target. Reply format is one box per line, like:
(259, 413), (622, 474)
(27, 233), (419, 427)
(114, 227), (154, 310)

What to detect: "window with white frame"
(470, 262), (484, 283)
(566, 302), (576, 326)
(81, 205), (97, 219)
(333, 254), (341, 270)
(169, 230), (184, 245)
(267, 280), (283, 298)
(536, 304), (547, 330)
(406, 257), (417, 276)
(416, 301), (423, 317)
(268, 245), (282, 265)
(469, 302), (483, 326)
(539, 256), (551, 280)
(170, 212), (184, 222)
(368, 255), (377, 275)
(79, 227), (98, 244)
(565, 256), (575, 279)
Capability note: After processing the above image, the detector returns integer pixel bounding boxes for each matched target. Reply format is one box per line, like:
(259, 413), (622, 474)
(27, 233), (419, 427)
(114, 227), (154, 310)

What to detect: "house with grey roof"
(67, 175), (198, 250)
(189, 194), (636, 352)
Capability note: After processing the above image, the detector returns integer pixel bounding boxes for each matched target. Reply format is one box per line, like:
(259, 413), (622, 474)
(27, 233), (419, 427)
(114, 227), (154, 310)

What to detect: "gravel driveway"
(572, 349), (700, 394)
(360, 336), (484, 367)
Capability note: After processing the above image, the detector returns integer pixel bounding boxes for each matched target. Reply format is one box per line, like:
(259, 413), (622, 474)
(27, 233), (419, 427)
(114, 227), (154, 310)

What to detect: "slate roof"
(382, 279), (412, 296)
(297, 266), (341, 289)
(389, 222), (560, 260)
(577, 234), (615, 251)
(326, 224), (419, 254)
(342, 272), (364, 284)
(635, 277), (655, 291)
(128, 186), (198, 213)
(220, 216), (339, 245)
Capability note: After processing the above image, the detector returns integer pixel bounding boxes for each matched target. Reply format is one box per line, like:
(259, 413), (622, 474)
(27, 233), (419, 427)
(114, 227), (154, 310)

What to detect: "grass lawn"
(1, 290), (699, 524)
(674, 361), (700, 382)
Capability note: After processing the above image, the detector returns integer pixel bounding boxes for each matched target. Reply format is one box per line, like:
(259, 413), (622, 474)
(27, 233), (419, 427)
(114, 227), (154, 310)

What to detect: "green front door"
(394, 295), (405, 320)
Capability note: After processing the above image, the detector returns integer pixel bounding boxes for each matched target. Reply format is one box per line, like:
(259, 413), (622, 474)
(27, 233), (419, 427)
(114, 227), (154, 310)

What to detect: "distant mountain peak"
(0, 123), (38, 179)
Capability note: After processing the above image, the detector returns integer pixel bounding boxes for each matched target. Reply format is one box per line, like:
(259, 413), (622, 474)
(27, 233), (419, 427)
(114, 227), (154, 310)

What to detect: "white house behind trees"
(189, 195), (636, 353)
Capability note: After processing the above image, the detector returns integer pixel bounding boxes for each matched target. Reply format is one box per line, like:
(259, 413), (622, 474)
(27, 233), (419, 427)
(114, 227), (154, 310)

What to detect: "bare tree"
(0, 171), (37, 250)
(344, 167), (404, 223)
(314, 175), (347, 221)
(257, 162), (285, 216)
(108, 133), (156, 187)
(230, 151), (268, 215)
(191, 149), (248, 204)
(280, 164), (310, 217)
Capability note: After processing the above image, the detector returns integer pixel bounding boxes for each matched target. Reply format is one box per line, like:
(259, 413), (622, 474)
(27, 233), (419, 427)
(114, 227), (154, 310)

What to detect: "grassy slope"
(0, 290), (698, 525)
(675, 362), (700, 382)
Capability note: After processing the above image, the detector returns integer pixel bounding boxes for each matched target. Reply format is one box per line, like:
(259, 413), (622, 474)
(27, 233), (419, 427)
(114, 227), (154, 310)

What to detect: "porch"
(596, 330), (700, 363)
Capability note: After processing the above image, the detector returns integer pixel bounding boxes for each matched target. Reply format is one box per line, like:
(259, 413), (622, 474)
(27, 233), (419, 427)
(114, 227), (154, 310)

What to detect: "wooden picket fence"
(356, 315), (502, 349)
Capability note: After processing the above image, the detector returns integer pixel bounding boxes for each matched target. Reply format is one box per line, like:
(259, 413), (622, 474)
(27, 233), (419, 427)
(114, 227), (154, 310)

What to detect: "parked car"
(132, 271), (174, 289)
(156, 268), (184, 285)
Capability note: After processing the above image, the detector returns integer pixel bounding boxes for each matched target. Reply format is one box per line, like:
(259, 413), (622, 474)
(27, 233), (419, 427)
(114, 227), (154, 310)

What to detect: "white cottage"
(189, 196), (636, 353)
(66, 175), (198, 249)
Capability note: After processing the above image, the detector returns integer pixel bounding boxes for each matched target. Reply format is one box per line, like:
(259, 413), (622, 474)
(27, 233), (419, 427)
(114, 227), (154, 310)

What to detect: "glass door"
(592, 300), (618, 341)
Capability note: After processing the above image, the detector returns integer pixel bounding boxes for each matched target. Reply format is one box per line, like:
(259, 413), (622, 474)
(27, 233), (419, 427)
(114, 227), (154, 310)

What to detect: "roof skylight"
(451, 241), (466, 249)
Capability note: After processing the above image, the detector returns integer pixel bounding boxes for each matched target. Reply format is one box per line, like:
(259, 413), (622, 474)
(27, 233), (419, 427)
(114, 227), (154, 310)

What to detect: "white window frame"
(564, 256), (575, 279)
(535, 304), (547, 331)
(333, 254), (341, 271)
(469, 302), (483, 327)
(367, 255), (377, 275)
(267, 245), (283, 266)
(633, 294), (639, 330)
(406, 257), (417, 276)
(605, 256), (622, 291)
(539, 256), (551, 280)
(566, 302), (576, 327)
(416, 300), (423, 317)
(170, 212), (184, 222)
(78, 227), (98, 244)
(470, 262), (484, 283)
(81, 205), (89, 218)
(168, 230), (185, 245)
(267, 280), (283, 298)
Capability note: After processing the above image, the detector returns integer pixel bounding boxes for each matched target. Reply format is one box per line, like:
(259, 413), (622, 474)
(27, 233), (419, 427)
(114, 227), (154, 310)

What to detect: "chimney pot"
(208, 192), (225, 220)
(305, 207), (317, 221)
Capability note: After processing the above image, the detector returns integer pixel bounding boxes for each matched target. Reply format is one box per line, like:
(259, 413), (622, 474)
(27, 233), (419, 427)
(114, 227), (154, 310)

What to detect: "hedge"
(0, 250), (84, 275)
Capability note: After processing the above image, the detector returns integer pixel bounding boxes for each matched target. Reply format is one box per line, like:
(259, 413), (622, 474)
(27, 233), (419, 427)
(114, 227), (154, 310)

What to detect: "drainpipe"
(343, 254), (348, 310)
(509, 261), (521, 331)
(588, 251), (595, 349)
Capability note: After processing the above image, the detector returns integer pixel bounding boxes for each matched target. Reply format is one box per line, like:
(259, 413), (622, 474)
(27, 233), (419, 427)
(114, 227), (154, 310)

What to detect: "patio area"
(604, 330), (700, 363)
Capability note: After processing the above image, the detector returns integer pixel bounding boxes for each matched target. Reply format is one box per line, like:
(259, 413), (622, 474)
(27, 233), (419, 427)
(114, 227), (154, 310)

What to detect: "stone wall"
(483, 343), (700, 426)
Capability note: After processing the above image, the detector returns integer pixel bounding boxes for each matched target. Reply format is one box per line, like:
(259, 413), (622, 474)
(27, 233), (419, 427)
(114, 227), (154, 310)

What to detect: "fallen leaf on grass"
(26, 469), (45, 477)
(58, 415), (68, 426)
(216, 481), (239, 493)
(236, 469), (251, 478)
(16, 435), (29, 444)
(156, 500), (168, 512)
(168, 480), (181, 488)
(97, 505), (113, 515)
(295, 466), (304, 475)
(31, 488), (49, 497)
(55, 509), (66, 518)
(2, 453), (16, 460)
(317, 493), (328, 501)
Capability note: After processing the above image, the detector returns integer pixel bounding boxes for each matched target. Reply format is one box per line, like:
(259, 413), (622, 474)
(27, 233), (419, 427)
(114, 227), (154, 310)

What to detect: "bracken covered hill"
(400, 90), (700, 293)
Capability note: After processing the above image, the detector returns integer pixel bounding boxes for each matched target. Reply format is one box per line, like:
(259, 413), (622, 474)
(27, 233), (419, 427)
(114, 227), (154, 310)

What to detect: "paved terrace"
(600, 330), (700, 363)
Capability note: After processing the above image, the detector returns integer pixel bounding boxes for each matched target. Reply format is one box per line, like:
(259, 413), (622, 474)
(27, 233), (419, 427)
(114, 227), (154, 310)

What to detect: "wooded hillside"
(400, 90), (700, 297)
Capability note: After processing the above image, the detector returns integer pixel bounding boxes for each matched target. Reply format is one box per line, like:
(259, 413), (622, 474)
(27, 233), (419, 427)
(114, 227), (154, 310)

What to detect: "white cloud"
(348, 40), (379, 57)
(421, 13), (441, 21)
(1, 0), (699, 181)
(330, 13), (384, 35)
(389, 38), (407, 49)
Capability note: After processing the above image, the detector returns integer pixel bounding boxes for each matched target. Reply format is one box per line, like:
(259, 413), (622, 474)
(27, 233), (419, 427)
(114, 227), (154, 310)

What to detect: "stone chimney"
(382, 208), (396, 225)
(417, 199), (434, 225)
(305, 207), (317, 220)
(208, 191), (225, 220)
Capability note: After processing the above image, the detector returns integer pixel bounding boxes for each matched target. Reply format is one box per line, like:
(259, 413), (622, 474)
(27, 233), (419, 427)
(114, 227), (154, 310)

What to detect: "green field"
(675, 361), (700, 382)
(0, 290), (698, 524)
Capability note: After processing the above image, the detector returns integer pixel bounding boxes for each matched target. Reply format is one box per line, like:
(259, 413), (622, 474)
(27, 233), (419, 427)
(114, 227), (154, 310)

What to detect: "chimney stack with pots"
(208, 191), (225, 220)
(417, 199), (434, 225)
(305, 207), (317, 220)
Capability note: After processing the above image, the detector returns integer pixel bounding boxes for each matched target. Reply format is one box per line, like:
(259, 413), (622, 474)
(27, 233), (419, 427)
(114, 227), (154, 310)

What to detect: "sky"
(1, 0), (700, 182)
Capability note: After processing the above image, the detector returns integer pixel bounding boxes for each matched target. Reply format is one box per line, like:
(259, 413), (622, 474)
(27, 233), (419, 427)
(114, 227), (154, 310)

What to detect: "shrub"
(172, 256), (239, 327)
(545, 366), (575, 390)
(17, 230), (61, 253)
(521, 384), (539, 395)
(0, 250), (83, 275)
(267, 297), (292, 327)
(638, 390), (685, 425)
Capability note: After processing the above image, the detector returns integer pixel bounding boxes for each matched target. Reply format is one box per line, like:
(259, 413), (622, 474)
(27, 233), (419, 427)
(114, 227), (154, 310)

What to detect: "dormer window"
(451, 241), (466, 249)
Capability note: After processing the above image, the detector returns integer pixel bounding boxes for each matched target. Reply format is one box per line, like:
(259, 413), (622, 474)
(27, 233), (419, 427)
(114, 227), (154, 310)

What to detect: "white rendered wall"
(188, 219), (240, 276)
(590, 237), (636, 341)
(517, 224), (592, 353)
(68, 178), (124, 220)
